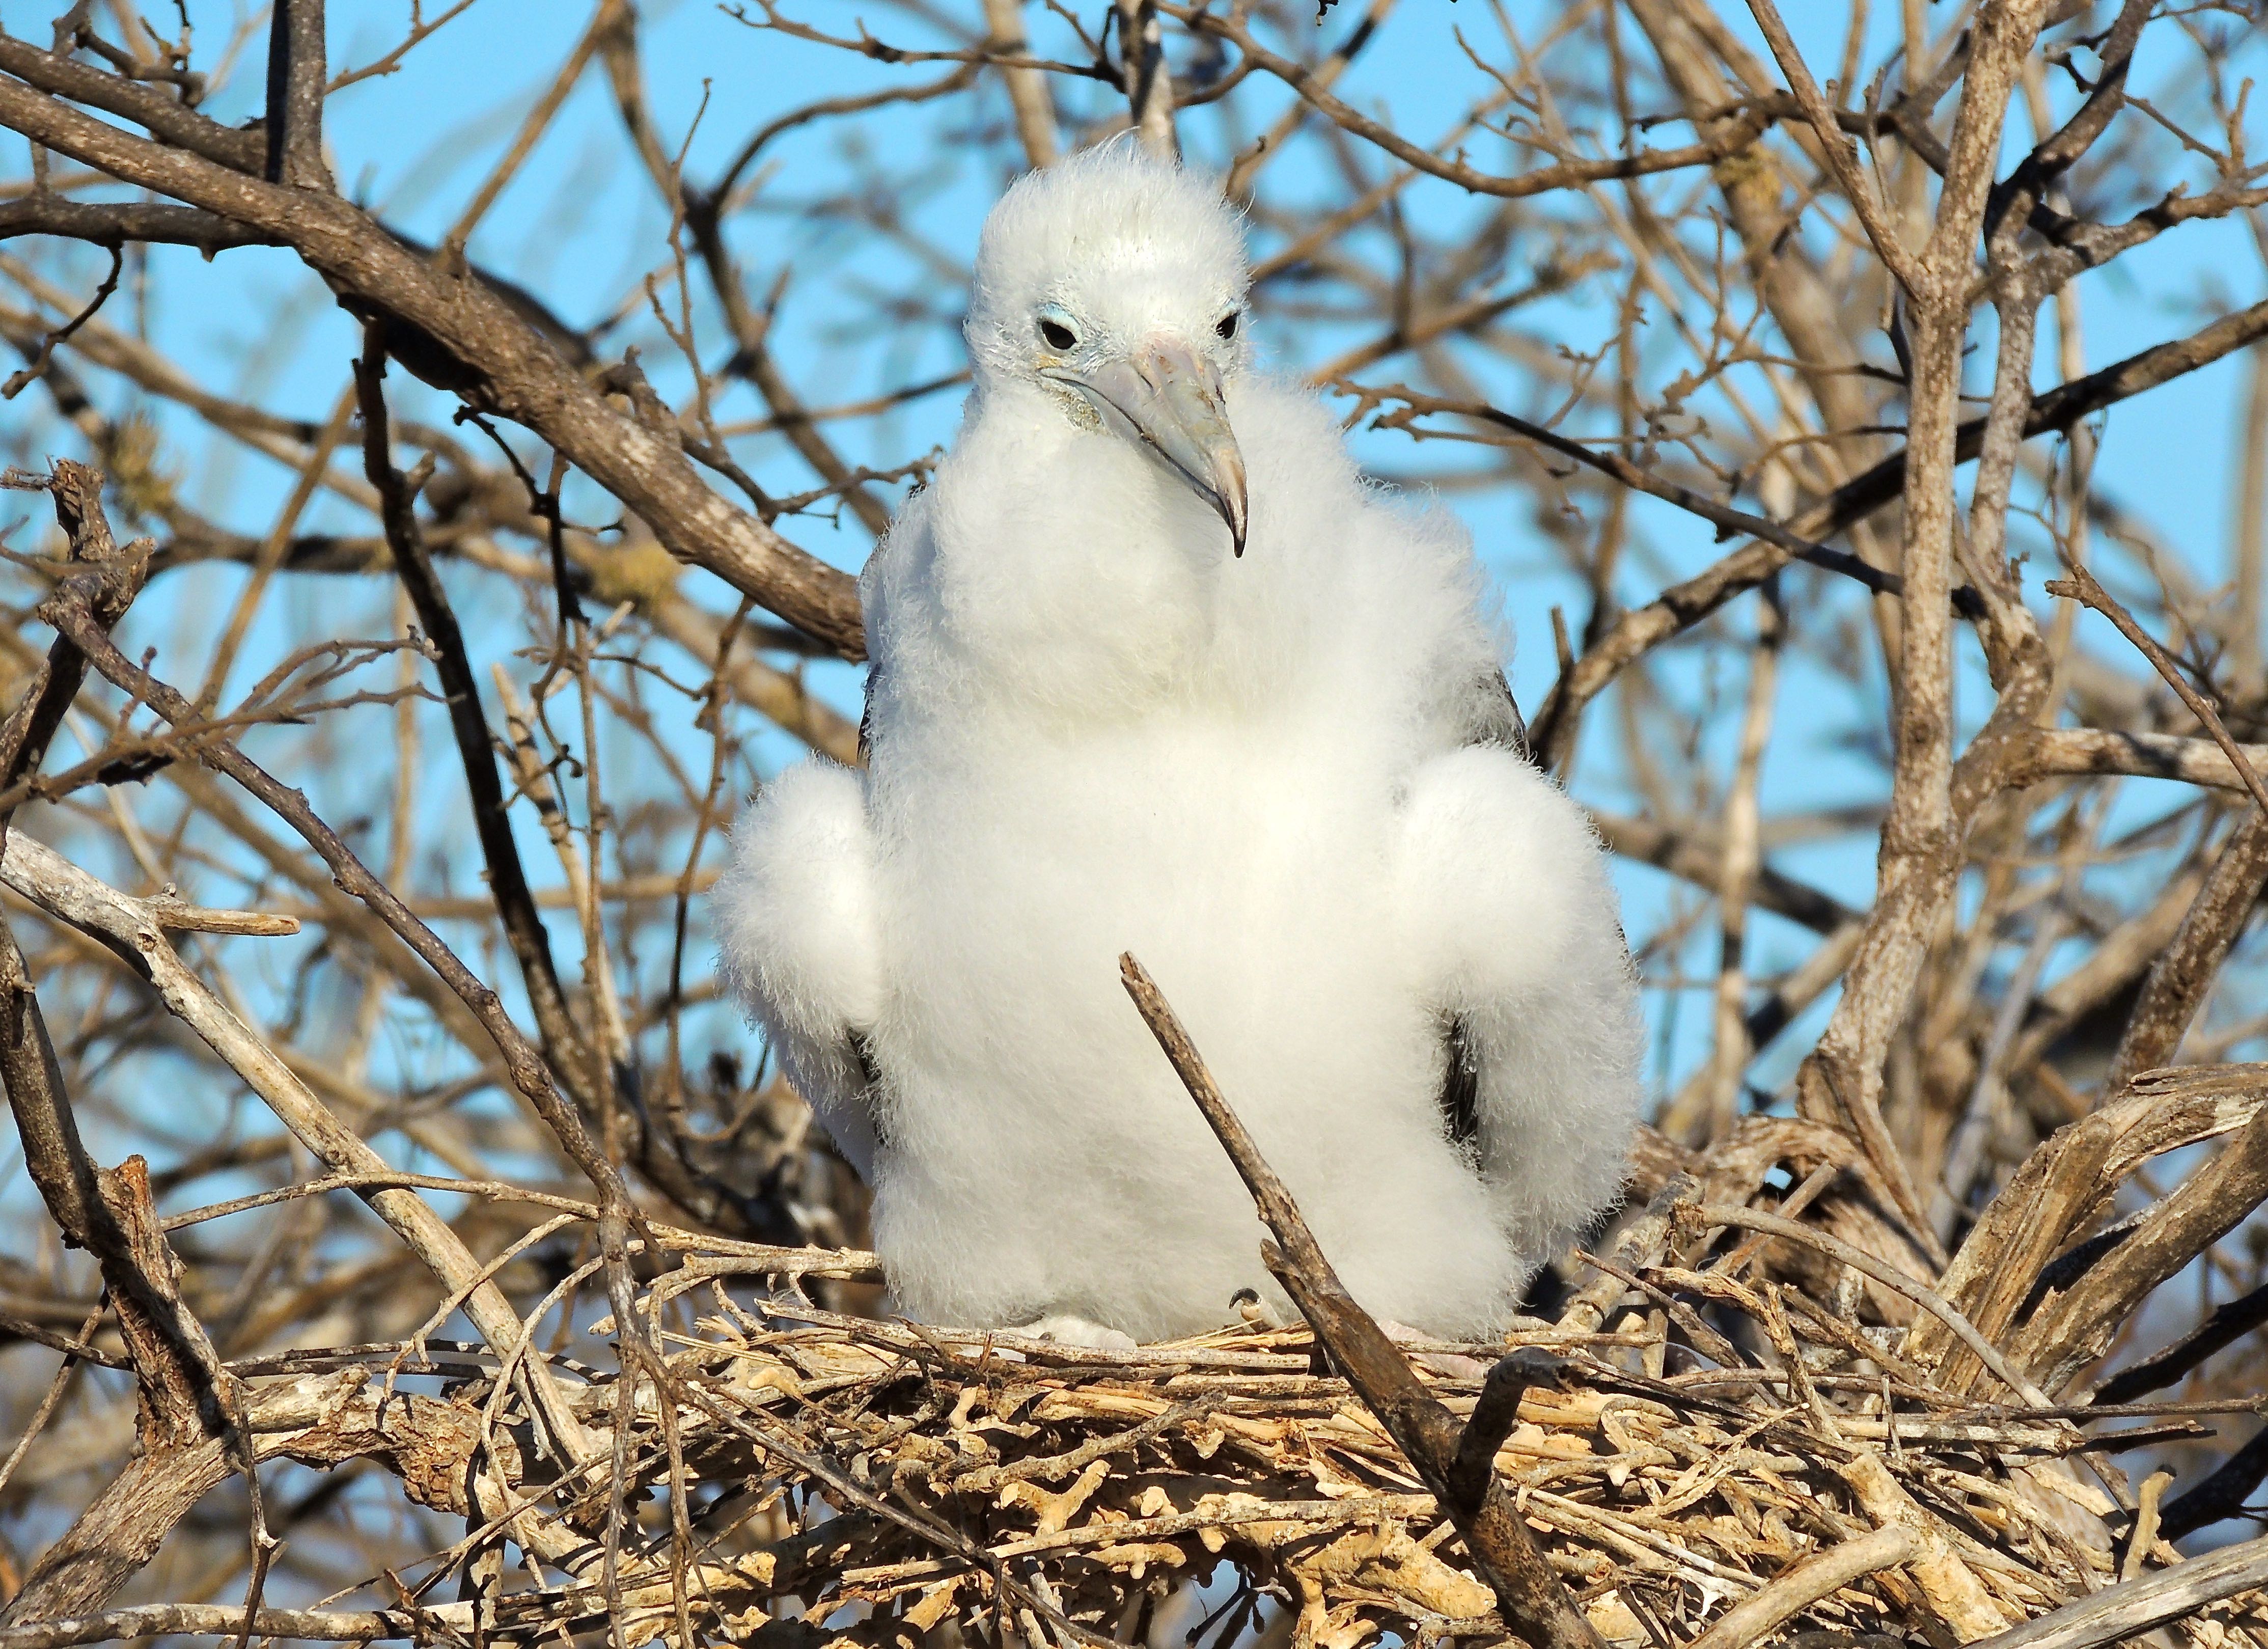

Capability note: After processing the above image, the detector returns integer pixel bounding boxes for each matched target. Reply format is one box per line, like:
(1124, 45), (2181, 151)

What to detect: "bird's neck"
(899, 382), (1247, 720)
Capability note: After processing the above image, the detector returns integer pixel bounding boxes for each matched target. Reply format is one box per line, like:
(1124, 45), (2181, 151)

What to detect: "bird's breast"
(866, 713), (1433, 1116)
(852, 709), (1501, 1342)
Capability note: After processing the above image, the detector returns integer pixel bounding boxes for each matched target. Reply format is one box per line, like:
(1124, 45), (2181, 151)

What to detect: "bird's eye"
(1216, 310), (1240, 341)
(1038, 317), (1078, 351)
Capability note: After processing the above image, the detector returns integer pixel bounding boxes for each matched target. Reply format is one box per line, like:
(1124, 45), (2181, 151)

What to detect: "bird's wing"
(1403, 741), (1642, 1263)
(858, 656), (879, 765)
(1432, 671), (1532, 1152)
(777, 1024), (885, 1180)
(1436, 1013), (1482, 1152)
(714, 761), (888, 1180)
(1462, 667), (1531, 761)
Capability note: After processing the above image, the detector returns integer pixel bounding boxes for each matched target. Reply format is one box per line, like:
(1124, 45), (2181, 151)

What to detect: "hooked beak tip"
(1224, 492), (1249, 558)
(1210, 447), (1250, 557)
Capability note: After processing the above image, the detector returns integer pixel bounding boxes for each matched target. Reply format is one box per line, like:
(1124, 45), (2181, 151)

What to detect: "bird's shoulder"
(1462, 669), (1531, 760)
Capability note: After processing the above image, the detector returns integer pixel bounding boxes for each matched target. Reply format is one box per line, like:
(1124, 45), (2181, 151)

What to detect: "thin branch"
(36, 592), (634, 1226)
(1171, 1), (1774, 200)
(355, 339), (599, 1144)
(1121, 952), (1608, 1649)
(2047, 563), (2268, 818)
(1743, 0), (1922, 295)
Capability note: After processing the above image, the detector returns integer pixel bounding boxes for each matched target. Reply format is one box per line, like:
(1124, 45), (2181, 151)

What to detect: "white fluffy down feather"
(716, 144), (1642, 1342)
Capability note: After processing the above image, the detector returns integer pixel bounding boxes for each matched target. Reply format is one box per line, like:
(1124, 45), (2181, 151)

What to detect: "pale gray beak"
(1043, 338), (1250, 556)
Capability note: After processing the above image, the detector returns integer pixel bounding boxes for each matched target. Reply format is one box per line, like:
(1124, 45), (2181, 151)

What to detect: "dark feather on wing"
(1432, 671), (1531, 1155)
(848, 1029), (887, 1145)
(1439, 1014), (1480, 1149)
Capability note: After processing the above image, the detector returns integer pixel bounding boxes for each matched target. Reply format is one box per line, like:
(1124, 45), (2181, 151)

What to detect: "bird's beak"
(1043, 338), (1250, 556)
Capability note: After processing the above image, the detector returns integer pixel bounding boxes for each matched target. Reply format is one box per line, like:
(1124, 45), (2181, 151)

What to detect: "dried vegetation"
(1, 0), (2267, 1645)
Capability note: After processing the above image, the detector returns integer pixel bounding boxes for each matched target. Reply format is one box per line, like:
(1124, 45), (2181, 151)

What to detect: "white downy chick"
(717, 144), (1642, 1344)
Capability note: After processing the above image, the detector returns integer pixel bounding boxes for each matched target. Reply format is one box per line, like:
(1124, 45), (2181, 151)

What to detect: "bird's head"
(965, 144), (1252, 555)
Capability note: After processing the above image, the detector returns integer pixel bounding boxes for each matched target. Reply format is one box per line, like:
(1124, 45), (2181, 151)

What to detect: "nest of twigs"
(654, 1310), (2120, 1647)
(280, 1241), (2246, 1649)
(22, 948), (2266, 1649)
(239, 1040), (2268, 1649)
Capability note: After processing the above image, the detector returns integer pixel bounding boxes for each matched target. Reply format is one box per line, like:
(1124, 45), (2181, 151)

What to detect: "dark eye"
(1216, 310), (1240, 340)
(1039, 317), (1078, 351)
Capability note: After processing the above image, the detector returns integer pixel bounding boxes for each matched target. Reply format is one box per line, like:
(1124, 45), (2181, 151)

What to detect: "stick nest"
(345, 1253), (2261, 1649)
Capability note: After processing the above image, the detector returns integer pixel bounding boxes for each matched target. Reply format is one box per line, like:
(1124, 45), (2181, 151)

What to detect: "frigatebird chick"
(718, 144), (1641, 1345)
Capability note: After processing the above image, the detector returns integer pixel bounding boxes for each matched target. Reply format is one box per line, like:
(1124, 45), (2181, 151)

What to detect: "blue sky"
(3, 0), (2264, 1552)
(7, 0), (2261, 1109)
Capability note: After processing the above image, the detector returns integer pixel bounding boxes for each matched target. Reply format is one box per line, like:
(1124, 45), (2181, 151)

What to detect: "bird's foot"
(1017, 1314), (1139, 1353)
(1227, 1287), (1287, 1332)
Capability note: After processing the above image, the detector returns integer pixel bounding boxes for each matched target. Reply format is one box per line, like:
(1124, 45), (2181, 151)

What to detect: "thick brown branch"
(0, 1438), (237, 1628)
(0, 31), (264, 172)
(1683, 1525), (1919, 1649)
(0, 65), (864, 654)
(0, 197), (271, 249)
(1967, 1532), (2268, 1649)
(1983, 0), (2153, 245)
(0, 1605), (423, 1647)
(2017, 727), (2268, 794)
(2013, 1081), (2268, 1395)
(262, 0), (330, 189)
(2091, 1277), (2268, 1405)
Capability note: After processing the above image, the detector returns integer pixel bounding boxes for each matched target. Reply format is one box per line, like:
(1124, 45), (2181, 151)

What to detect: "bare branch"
(1121, 952), (1608, 1649)
(262, 0), (330, 189)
